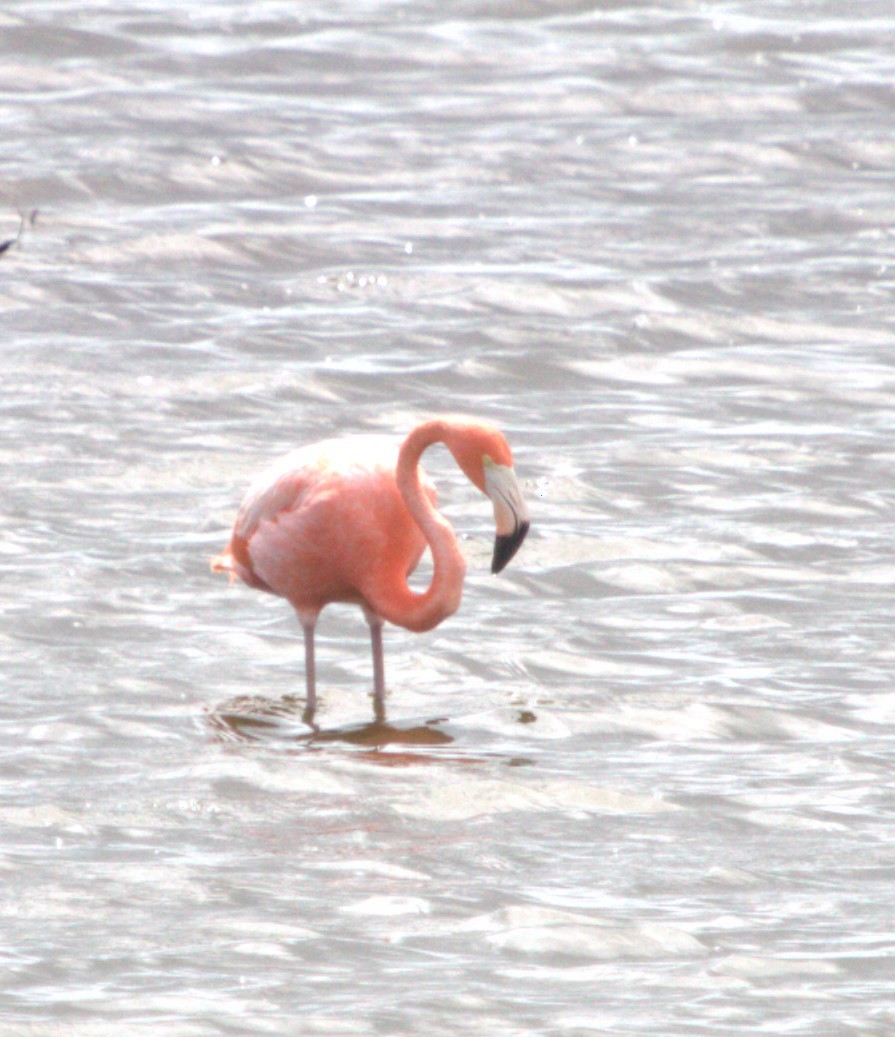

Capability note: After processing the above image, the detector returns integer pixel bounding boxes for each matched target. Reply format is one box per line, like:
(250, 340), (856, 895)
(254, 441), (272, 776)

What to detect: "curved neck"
(374, 421), (467, 633)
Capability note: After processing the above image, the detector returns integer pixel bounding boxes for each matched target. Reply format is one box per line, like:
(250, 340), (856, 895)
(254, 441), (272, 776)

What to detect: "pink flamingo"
(212, 418), (529, 721)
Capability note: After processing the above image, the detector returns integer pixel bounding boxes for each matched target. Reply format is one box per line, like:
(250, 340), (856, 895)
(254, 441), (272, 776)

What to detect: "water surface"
(2, 2), (895, 1034)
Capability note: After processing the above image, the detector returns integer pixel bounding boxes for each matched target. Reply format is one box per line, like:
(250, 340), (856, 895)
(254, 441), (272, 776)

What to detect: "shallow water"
(3, 1), (895, 1034)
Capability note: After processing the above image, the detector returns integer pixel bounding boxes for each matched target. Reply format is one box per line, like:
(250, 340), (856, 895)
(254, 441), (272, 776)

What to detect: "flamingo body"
(222, 437), (437, 622)
(212, 418), (529, 720)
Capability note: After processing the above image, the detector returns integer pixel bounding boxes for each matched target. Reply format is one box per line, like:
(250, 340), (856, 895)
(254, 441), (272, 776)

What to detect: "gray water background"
(3, 1), (895, 1033)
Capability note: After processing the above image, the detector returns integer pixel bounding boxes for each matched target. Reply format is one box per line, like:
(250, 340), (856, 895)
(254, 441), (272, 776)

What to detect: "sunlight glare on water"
(2, 1), (895, 1034)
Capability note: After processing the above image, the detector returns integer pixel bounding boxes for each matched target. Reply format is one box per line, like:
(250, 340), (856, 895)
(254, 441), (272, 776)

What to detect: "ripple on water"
(394, 776), (675, 822)
(340, 895), (432, 917)
(458, 905), (706, 961)
(571, 700), (859, 744)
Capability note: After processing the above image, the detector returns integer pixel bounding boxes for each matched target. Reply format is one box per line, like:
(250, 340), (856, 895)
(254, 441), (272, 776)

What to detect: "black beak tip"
(491, 521), (530, 574)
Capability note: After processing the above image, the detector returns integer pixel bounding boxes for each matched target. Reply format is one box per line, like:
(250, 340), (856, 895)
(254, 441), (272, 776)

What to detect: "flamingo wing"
(213, 436), (438, 616)
(212, 446), (321, 594)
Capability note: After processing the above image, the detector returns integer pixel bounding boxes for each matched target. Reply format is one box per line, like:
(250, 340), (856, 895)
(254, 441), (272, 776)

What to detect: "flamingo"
(211, 417), (530, 721)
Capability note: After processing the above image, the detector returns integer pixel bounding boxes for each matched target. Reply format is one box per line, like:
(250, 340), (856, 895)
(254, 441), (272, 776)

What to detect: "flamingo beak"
(484, 463), (530, 574)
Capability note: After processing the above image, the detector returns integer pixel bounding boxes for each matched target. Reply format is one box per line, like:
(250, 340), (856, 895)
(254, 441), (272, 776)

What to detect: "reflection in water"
(206, 695), (537, 767)
(309, 717), (453, 749)
(207, 692), (454, 751)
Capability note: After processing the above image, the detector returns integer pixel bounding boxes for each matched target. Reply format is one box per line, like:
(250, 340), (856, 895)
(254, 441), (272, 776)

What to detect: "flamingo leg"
(369, 619), (386, 721)
(301, 622), (317, 723)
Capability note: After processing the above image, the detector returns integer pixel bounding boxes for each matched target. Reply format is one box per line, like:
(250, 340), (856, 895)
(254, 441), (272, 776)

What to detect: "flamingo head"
(483, 454), (530, 573)
(443, 422), (530, 574)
